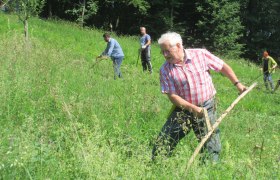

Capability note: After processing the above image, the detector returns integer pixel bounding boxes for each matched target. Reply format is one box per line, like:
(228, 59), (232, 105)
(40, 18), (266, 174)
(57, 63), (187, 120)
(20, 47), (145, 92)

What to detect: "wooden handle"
(185, 82), (257, 174)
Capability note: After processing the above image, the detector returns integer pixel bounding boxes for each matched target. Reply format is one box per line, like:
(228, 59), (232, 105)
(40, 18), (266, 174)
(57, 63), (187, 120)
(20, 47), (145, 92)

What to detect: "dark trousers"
(141, 48), (152, 73)
(152, 98), (221, 161)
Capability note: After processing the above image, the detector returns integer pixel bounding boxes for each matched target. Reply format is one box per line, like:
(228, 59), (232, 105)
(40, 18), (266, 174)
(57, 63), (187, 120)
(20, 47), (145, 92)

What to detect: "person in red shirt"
(262, 51), (278, 92)
(152, 32), (246, 162)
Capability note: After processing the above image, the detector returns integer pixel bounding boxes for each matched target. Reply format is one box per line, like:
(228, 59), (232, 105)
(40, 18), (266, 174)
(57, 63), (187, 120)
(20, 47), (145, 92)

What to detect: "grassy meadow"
(0, 13), (279, 179)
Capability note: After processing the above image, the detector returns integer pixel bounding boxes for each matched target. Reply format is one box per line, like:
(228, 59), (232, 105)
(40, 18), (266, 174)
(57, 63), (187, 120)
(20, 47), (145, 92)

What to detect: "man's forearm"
(220, 63), (247, 93)
(145, 40), (151, 46)
(220, 63), (239, 84)
(167, 93), (201, 113)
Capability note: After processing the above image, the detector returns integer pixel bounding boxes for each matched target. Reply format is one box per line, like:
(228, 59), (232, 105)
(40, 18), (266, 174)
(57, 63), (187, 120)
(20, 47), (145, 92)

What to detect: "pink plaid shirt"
(160, 49), (224, 105)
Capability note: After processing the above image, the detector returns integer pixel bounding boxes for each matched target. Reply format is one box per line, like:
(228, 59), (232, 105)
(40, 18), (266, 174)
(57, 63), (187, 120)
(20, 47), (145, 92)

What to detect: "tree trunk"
(170, 4), (174, 29)
(109, 23), (113, 32)
(80, 0), (86, 27)
(24, 19), (28, 40)
(48, 2), (52, 18)
(1, 0), (10, 8)
(115, 16), (119, 29)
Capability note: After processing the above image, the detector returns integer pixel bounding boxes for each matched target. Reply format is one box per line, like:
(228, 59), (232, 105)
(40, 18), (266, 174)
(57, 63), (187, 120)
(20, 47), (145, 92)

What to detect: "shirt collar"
(167, 49), (193, 67)
(184, 49), (192, 62)
(171, 49), (191, 67)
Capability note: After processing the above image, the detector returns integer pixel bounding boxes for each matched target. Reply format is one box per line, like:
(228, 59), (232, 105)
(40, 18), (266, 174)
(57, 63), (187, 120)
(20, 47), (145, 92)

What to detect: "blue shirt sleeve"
(140, 34), (151, 46)
(146, 34), (151, 41)
(102, 38), (124, 58)
(103, 39), (115, 56)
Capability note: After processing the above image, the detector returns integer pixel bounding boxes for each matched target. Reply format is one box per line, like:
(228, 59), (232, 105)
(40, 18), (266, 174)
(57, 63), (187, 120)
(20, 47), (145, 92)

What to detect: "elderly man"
(140, 27), (153, 73)
(99, 33), (124, 79)
(152, 32), (246, 162)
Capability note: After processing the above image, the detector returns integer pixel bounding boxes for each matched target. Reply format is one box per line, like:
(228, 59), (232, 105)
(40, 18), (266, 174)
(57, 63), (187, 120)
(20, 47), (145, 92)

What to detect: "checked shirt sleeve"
(203, 49), (224, 72)
(160, 66), (176, 95)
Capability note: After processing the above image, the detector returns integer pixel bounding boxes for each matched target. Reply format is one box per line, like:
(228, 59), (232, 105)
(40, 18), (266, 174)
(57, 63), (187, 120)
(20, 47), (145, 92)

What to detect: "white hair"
(158, 32), (183, 46)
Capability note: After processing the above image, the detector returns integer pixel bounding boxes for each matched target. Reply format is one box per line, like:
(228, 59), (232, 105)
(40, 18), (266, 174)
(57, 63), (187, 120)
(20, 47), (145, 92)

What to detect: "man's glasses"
(161, 46), (176, 55)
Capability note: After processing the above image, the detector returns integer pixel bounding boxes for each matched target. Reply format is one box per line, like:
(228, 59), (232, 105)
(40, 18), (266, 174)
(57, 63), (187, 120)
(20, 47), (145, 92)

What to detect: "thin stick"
(91, 56), (107, 68)
(185, 82), (257, 174)
(1, 0), (11, 8)
(136, 49), (141, 67)
(91, 57), (101, 68)
(203, 108), (212, 132)
(274, 80), (280, 92)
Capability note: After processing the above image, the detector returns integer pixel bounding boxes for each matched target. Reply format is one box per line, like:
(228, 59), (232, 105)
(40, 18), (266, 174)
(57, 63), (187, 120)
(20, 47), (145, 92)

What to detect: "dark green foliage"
(240, 0), (280, 61)
(65, 0), (98, 27)
(195, 0), (244, 57)
(3, 0), (280, 62)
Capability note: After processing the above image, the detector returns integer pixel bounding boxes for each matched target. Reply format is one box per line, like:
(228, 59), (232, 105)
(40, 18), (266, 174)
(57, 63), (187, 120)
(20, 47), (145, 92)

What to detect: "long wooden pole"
(185, 82), (257, 174)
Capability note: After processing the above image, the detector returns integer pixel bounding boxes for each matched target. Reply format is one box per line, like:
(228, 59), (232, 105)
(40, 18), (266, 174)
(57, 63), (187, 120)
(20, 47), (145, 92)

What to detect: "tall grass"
(0, 13), (279, 179)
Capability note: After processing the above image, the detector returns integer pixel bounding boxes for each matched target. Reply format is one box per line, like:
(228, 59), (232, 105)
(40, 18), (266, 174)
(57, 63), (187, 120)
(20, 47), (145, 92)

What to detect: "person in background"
(262, 51), (277, 92)
(152, 32), (247, 162)
(140, 27), (152, 73)
(99, 33), (124, 79)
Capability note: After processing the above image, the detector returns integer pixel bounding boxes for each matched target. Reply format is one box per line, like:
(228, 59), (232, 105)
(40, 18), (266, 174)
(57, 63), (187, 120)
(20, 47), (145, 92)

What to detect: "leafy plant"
(196, 0), (244, 57)
(11, 0), (45, 40)
(65, 0), (98, 27)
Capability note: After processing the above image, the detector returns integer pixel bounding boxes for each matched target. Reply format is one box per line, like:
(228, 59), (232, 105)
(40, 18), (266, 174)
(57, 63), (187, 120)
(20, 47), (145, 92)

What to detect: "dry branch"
(0, 0), (10, 8)
(203, 107), (213, 132)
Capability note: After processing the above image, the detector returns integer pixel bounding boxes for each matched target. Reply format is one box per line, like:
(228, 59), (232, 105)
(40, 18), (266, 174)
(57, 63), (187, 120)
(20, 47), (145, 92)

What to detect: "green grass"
(0, 13), (279, 179)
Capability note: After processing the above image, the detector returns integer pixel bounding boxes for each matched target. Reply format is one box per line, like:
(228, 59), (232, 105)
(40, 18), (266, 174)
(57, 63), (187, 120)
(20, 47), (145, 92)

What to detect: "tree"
(240, 0), (280, 61)
(65, 0), (98, 27)
(157, 0), (182, 30)
(88, 0), (150, 33)
(195, 0), (244, 57)
(0, 0), (11, 8)
(11, 0), (45, 40)
(22, 0), (280, 61)
(139, 0), (184, 39)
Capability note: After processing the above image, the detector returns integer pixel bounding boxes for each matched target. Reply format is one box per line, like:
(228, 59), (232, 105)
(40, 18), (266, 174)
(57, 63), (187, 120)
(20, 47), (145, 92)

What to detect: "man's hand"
(103, 55), (110, 59)
(192, 106), (204, 118)
(167, 93), (206, 118)
(142, 45), (146, 49)
(97, 55), (109, 60)
(236, 83), (247, 95)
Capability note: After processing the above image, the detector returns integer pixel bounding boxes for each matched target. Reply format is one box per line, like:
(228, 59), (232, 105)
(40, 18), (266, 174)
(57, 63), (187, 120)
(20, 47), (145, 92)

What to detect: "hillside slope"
(0, 13), (279, 179)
